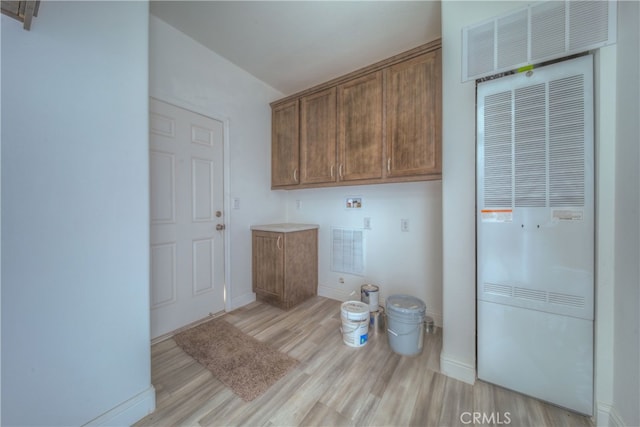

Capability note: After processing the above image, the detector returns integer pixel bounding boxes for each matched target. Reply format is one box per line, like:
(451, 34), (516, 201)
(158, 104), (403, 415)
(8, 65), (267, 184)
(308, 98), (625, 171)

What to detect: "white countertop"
(250, 223), (319, 233)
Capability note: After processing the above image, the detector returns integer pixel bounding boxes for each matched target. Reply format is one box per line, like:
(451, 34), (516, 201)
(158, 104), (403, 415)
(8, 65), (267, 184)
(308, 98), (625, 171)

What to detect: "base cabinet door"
(252, 228), (318, 310)
(252, 231), (284, 298)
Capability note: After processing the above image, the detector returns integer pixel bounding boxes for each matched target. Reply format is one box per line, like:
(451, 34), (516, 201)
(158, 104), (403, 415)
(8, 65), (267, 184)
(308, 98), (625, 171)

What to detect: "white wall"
(613, 1), (640, 425)
(285, 181), (443, 325)
(149, 16), (443, 322)
(149, 16), (286, 309)
(1, 2), (154, 426)
(441, 0), (523, 385)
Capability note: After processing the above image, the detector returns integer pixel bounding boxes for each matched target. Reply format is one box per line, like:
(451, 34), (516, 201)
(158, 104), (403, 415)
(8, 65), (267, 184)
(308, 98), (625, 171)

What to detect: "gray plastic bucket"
(386, 294), (426, 356)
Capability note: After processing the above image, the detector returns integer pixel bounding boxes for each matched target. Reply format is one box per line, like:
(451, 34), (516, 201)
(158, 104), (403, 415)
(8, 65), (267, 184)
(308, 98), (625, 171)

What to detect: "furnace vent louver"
(462, 0), (616, 82)
(481, 71), (588, 210)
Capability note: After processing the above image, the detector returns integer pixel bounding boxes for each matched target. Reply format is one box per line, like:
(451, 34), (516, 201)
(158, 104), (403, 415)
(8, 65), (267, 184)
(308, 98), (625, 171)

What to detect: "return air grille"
(462, 0), (616, 81)
(331, 227), (364, 275)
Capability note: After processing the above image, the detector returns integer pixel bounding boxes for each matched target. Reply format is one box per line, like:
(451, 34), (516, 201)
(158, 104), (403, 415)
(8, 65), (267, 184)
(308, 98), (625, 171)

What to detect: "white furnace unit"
(476, 55), (594, 415)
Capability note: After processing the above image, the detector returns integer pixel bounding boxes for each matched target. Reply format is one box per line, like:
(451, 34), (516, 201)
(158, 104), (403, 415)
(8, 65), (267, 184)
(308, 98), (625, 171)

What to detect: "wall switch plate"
(364, 217), (371, 230)
(401, 219), (409, 232)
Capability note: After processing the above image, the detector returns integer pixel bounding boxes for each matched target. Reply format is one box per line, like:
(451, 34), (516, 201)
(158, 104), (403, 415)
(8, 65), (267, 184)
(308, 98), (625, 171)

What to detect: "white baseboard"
(231, 292), (256, 310)
(426, 310), (443, 328)
(440, 354), (476, 385)
(83, 385), (155, 427)
(318, 284), (357, 301)
(596, 402), (626, 427)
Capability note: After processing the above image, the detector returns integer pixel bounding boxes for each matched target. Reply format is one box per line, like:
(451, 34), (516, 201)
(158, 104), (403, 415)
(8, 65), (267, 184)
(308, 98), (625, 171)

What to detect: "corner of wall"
(84, 386), (156, 427)
(596, 402), (626, 427)
(440, 353), (476, 385)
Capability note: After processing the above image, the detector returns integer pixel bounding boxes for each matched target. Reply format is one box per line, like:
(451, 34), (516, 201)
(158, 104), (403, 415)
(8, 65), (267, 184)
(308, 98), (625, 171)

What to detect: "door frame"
(149, 94), (232, 313)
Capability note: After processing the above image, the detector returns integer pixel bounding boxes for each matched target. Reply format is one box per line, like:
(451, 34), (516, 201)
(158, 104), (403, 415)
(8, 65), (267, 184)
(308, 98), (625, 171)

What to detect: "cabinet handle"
(387, 158), (391, 172)
(293, 168), (298, 183)
(339, 164), (343, 179)
(277, 235), (282, 249)
(330, 164), (334, 178)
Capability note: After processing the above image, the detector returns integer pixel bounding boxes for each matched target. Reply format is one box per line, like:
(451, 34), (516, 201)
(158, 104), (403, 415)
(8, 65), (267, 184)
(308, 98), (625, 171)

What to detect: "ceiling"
(150, 1), (441, 96)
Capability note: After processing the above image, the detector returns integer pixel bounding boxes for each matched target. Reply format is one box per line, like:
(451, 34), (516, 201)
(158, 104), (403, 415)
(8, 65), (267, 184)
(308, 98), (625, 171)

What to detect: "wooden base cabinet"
(251, 225), (318, 310)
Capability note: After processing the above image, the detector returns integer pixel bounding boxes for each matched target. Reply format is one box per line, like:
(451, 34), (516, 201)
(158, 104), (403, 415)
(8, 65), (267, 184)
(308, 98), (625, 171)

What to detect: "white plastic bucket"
(386, 294), (426, 356)
(340, 301), (369, 347)
(361, 284), (380, 312)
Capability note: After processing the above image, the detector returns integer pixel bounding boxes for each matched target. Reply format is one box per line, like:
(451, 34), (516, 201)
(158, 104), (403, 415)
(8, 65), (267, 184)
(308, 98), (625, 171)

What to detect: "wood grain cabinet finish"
(385, 49), (442, 177)
(270, 39), (441, 190)
(271, 99), (299, 187)
(337, 71), (383, 182)
(252, 229), (318, 310)
(300, 88), (337, 184)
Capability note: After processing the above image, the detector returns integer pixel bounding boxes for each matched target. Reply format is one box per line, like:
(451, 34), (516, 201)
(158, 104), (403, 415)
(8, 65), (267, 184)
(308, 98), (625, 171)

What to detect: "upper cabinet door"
(337, 71), (383, 182)
(385, 50), (442, 177)
(271, 99), (300, 188)
(300, 88), (337, 184)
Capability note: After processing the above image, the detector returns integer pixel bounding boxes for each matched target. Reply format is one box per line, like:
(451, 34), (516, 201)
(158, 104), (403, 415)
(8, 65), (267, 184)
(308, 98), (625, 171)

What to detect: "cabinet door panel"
(338, 71), (383, 181)
(301, 88), (337, 184)
(252, 231), (284, 297)
(272, 100), (299, 187)
(385, 50), (442, 177)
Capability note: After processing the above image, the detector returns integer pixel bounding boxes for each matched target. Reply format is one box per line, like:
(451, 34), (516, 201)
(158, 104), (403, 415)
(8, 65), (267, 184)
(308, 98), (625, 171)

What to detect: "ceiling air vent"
(462, 0), (616, 82)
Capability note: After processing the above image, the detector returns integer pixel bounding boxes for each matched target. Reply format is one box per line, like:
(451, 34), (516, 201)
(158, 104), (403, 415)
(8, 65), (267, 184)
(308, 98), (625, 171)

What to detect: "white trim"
(440, 354), (477, 385)
(596, 402), (626, 427)
(231, 292), (256, 311)
(318, 284), (356, 302)
(83, 386), (156, 427)
(149, 93), (232, 314)
(222, 115), (232, 313)
(426, 310), (443, 328)
(608, 406), (626, 427)
(150, 312), (225, 345)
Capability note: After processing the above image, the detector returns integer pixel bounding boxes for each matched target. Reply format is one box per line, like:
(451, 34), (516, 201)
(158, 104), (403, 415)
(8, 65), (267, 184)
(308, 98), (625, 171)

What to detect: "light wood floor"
(135, 296), (594, 427)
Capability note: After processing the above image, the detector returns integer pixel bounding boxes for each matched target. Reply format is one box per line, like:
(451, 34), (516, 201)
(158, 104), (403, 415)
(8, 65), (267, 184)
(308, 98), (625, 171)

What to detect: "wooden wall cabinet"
(300, 88), (337, 184)
(337, 71), (383, 182)
(271, 99), (300, 187)
(385, 49), (442, 177)
(271, 39), (441, 190)
(251, 225), (318, 310)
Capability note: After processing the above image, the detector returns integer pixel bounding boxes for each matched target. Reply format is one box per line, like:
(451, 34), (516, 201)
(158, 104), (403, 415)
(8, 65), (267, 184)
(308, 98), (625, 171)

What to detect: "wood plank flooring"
(135, 296), (594, 427)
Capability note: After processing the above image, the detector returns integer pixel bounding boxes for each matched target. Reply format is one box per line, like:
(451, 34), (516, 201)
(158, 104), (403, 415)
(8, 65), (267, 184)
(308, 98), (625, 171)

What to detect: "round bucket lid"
(340, 301), (369, 320)
(386, 294), (426, 315)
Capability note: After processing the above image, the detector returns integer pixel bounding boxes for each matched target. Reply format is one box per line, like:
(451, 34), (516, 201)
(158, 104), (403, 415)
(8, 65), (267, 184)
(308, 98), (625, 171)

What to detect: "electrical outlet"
(364, 217), (371, 230)
(233, 198), (240, 209)
(401, 219), (409, 232)
(295, 200), (302, 210)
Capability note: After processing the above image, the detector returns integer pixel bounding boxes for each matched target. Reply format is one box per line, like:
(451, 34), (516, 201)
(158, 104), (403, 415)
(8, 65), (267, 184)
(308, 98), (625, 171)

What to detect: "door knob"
(216, 224), (226, 231)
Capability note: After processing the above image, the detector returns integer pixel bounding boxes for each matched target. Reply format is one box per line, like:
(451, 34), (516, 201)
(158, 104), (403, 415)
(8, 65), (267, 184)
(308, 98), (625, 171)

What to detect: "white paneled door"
(149, 98), (225, 339)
